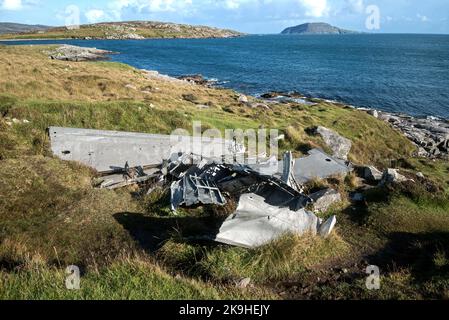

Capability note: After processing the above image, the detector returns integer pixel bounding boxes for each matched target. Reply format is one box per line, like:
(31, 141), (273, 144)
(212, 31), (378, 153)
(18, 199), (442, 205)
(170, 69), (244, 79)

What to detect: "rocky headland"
(0, 21), (244, 40)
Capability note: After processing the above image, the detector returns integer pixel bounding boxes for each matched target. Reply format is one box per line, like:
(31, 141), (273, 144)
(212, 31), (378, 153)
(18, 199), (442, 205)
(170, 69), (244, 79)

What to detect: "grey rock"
(416, 172), (425, 178)
(375, 111), (449, 159)
(249, 102), (270, 109)
(367, 109), (379, 118)
(47, 45), (114, 62)
(238, 94), (249, 104)
(315, 126), (352, 160)
(236, 277), (251, 289)
(380, 169), (408, 185)
(309, 188), (342, 213)
(362, 166), (383, 182)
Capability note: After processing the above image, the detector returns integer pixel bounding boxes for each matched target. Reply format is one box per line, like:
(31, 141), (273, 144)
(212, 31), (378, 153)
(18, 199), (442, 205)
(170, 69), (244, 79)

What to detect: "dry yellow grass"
(0, 44), (239, 107)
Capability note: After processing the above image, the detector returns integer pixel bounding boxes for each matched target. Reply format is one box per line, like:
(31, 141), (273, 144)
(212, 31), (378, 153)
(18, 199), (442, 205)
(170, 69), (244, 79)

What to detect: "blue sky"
(1, 0), (448, 34)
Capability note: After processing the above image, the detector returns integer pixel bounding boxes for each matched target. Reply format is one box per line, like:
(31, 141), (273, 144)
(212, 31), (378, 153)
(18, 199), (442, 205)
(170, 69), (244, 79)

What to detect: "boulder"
(315, 126), (352, 160)
(379, 169), (408, 185)
(238, 94), (248, 104)
(367, 110), (379, 118)
(309, 188), (342, 213)
(236, 277), (251, 289)
(261, 92), (283, 99)
(178, 74), (209, 86)
(248, 102), (270, 109)
(362, 166), (383, 182)
(125, 84), (137, 90)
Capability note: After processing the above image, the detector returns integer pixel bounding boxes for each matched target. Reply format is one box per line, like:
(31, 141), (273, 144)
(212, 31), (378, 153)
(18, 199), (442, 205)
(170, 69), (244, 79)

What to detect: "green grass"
(0, 256), (273, 300)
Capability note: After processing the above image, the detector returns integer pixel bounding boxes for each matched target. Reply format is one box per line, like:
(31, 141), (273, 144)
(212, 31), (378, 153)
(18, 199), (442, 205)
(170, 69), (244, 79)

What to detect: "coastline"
(257, 93), (449, 159)
(146, 68), (449, 160)
(5, 42), (449, 159)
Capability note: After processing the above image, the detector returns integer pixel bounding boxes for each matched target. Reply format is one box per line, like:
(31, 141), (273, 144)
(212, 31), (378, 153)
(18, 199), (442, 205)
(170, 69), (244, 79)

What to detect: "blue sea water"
(3, 34), (449, 118)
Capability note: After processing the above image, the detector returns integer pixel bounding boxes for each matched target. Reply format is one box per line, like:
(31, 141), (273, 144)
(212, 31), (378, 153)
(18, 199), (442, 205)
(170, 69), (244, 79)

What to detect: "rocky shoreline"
(255, 91), (449, 160)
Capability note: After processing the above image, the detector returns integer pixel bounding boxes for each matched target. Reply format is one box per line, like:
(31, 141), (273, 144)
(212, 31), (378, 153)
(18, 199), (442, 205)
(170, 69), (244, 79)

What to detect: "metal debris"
(291, 148), (352, 183)
(214, 193), (335, 249)
(48, 127), (348, 248)
(48, 126), (243, 173)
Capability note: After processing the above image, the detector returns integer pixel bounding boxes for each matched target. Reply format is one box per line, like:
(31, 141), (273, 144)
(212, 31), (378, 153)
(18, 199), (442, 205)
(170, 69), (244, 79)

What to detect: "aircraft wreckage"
(48, 126), (351, 249)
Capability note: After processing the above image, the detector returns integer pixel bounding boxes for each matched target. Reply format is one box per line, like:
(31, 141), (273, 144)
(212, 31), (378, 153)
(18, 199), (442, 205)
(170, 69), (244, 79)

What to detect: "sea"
(3, 34), (449, 118)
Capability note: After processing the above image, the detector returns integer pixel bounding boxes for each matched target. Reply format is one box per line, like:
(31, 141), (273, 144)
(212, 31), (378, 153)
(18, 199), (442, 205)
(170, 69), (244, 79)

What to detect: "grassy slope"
(0, 22), (243, 40)
(0, 45), (448, 300)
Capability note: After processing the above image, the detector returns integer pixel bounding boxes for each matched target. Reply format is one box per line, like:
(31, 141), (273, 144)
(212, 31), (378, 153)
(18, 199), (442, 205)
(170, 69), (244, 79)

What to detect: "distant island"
(281, 22), (357, 35)
(0, 21), (244, 40)
(0, 22), (51, 35)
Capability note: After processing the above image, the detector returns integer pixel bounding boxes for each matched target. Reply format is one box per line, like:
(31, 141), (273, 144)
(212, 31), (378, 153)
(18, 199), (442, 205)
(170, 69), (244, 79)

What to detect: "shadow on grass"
(113, 212), (224, 253)
(368, 231), (449, 297)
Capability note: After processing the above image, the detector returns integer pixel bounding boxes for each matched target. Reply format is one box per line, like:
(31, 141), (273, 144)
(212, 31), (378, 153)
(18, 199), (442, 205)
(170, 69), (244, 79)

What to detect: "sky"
(0, 0), (448, 34)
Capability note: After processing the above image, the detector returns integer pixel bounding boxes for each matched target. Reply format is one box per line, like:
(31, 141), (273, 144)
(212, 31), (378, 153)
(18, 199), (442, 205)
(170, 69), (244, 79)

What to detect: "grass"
(0, 255), (273, 300)
(0, 44), (448, 300)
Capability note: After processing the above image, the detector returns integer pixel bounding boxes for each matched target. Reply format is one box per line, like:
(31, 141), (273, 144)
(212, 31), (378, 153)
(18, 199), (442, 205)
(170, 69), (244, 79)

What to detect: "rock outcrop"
(379, 169), (408, 186)
(309, 188), (342, 213)
(47, 45), (114, 62)
(314, 126), (352, 160)
(364, 109), (449, 159)
(362, 166), (383, 182)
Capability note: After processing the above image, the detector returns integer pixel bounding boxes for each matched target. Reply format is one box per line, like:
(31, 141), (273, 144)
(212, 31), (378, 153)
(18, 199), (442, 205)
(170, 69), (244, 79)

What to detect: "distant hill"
(0, 22), (51, 35)
(281, 22), (357, 35)
(0, 21), (244, 40)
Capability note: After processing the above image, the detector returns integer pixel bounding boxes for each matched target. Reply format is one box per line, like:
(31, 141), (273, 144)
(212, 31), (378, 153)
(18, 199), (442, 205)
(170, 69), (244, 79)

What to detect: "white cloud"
(417, 14), (429, 22)
(224, 0), (241, 10)
(2, 0), (23, 10)
(298, 0), (329, 18)
(85, 9), (107, 23)
(345, 0), (364, 14)
(107, 0), (195, 19)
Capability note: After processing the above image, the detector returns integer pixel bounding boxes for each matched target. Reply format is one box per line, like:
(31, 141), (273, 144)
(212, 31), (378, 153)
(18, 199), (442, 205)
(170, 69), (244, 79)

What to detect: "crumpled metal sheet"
(168, 156), (311, 212)
(170, 174), (227, 211)
(215, 193), (335, 249)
